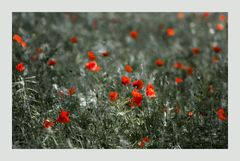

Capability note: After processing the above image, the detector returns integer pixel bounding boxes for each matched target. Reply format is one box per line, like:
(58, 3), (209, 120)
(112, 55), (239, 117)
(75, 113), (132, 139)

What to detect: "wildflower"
(56, 109), (70, 124)
(109, 91), (119, 101)
(174, 105), (180, 113)
(155, 58), (165, 67)
(68, 86), (76, 96)
(219, 15), (226, 22)
(125, 64), (133, 73)
(132, 79), (144, 90)
(130, 31), (138, 39)
(13, 34), (27, 48)
(217, 107), (227, 121)
(16, 62), (25, 72)
(167, 28), (175, 37)
(203, 12), (210, 18)
(43, 119), (54, 128)
(175, 77), (183, 84)
(186, 66), (193, 75)
(138, 137), (151, 148)
(146, 84), (156, 97)
(48, 58), (57, 66)
(216, 23), (224, 31)
(177, 12), (185, 20)
(130, 89), (143, 107)
(85, 61), (102, 72)
(174, 61), (185, 69)
(121, 75), (131, 86)
(101, 51), (110, 57)
(70, 36), (77, 43)
(192, 48), (200, 55)
(188, 111), (193, 117)
(212, 46), (222, 53)
(88, 51), (96, 61)
(35, 47), (43, 54)
(212, 56), (220, 63)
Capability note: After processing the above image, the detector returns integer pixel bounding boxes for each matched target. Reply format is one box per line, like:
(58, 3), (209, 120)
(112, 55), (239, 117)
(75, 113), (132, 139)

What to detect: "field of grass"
(12, 12), (228, 149)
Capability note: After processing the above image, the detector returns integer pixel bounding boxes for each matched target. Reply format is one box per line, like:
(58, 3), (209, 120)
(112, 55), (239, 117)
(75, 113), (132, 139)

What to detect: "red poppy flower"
(88, 51), (96, 61)
(146, 84), (156, 97)
(68, 86), (76, 96)
(130, 31), (138, 39)
(216, 23), (224, 31)
(16, 62), (25, 72)
(132, 79), (144, 90)
(175, 77), (183, 84)
(155, 58), (165, 67)
(167, 28), (175, 37)
(217, 107), (227, 121)
(125, 64), (133, 73)
(70, 36), (78, 43)
(56, 109), (70, 124)
(174, 61), (185, 69)
(174, 106), (180, 113)
(188, 111), (193, 117)
(48, 58), (57, 66)
(212, 46), (222, 53)
(219, 15), (226, 22)
(13, 34), (27, 48)
(192, 48), (200, 55)
(203, 12), (210, 18)
(186, 66), (193, 75)
(101, 51), (110, 57)
(109, 91), (119, 102)
(121, 75), (131, 86)
(177, 12), (185, 20)
(212, 56), (220, 63)
(138, 137), (150, 148)
(43, 119), (54, 128)
(85, 61), (102, 72)
(130, 89), (143, 107)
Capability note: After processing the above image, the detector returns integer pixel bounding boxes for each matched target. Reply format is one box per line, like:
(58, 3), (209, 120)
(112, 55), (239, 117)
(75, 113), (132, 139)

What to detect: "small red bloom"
(219, 15), (226, 22)
(141, 137), (150, 143)
(121, 76), (131, 86)
(188, 111), (193, 117)
(186, 66), (193, 75)
(130, 31), (138, 39)
(212, 46), (222, 53)
(109, 91), (119, 102)
(125, 64), (133, 73)
(48, 58), (57, 66)
(68, 86), (76, 96)
(16, 63), (25, 72)
(85, 61), (102, 72)
(43, 119), (54, 128)
(167, 28), (175, 37)
(174, 61), (185, 69)
(101, 51), (110, 57)
(146, 84), (156, 98)
(13, 34), (27, 48)
(35, 47), (43, 54)
(175, 77), (183, 84)
(216, 23), (224, 31)
(132, 79), (144, 90)
(88, 51), (96, 61)
(130, 89), (143, 107)
(70, 36), (78, 43)
(192, 48), (200, 55)
(139, 137), (150, 148)
(217, 107), (227, 121)
(56, 109), (70, 124)
(212, 56), (220, 63)
(155, 58), (165, 67)
(203, 12), (210, 18)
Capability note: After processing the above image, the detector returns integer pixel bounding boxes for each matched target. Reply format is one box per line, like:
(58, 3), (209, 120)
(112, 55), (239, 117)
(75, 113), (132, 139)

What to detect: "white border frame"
(1, 0), (239, 161)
